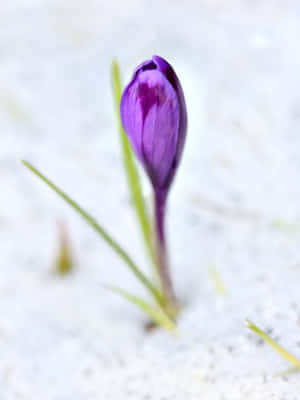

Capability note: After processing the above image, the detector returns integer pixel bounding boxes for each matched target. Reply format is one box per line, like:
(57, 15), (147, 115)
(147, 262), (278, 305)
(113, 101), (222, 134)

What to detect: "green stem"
(153, 189), (179, 320)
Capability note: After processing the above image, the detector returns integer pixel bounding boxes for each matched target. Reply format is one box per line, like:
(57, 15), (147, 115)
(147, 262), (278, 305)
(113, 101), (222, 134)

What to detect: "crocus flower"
(120, 55), (187, 311)
(120, 55), (187, 193)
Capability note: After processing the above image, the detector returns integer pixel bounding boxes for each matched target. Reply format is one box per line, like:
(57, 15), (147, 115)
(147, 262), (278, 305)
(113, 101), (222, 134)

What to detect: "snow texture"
(1, 1), (300, 399)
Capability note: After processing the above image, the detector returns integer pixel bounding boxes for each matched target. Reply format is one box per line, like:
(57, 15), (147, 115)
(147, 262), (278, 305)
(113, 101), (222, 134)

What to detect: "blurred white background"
(1, 1), (300, 398)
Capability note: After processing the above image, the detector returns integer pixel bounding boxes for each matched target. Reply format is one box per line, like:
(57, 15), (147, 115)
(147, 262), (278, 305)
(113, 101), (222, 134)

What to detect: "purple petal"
(120, 78), (144, 160)
(120, 55), (187, 190)
(153, 56), (187, 177)
(139, 71), (180, 187)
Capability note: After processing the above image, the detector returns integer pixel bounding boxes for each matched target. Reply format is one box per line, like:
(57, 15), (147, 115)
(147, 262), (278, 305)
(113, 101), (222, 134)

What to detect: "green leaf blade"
(275, 365), (300, 377)
(246, 319), (300, 367)
(22, 160), (162, 303)
(111, 60), (156, 270)
(209, 266), (227, 296)
(106, 285), (177, 332)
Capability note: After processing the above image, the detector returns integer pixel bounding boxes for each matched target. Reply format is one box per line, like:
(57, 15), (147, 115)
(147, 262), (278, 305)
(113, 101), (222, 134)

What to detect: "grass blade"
(209, 266), (227, 296)
(22, 160), (162, 303)
(111, 60), (156, 269)
(246, 319), (300, 367)
(105, 285), (177, 332)
(275, 365), (300, 377)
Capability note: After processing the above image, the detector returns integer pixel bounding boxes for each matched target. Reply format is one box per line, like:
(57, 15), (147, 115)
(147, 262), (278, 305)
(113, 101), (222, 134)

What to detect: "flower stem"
(154, 189), (177, 316)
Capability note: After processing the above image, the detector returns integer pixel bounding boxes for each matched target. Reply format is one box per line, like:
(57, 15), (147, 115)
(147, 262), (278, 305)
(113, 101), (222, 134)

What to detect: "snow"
(1, 1), (300, 398)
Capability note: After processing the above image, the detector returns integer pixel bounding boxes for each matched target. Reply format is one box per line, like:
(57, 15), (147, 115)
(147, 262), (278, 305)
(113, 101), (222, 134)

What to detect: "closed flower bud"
(120, 55), (187, 192)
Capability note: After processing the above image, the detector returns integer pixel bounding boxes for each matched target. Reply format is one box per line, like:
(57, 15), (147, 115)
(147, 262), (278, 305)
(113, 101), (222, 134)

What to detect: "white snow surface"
(1, 1), (300, 399)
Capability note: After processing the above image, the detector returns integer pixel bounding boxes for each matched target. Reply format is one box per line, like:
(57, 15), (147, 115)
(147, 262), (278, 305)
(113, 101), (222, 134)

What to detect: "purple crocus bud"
(120, 55), (187, 192)
(120, 56), (187, 312)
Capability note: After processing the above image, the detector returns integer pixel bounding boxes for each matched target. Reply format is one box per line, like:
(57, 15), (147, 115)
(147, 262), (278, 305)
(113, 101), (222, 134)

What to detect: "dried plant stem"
(154, 190), (178, 318)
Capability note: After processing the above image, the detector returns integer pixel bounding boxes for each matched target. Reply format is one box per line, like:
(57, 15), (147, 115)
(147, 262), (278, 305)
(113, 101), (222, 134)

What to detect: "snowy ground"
(1, 1), (300, 399)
